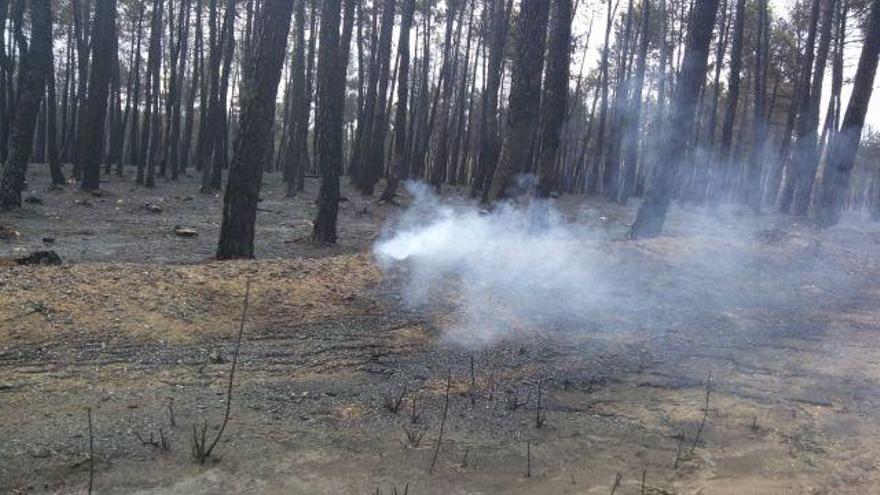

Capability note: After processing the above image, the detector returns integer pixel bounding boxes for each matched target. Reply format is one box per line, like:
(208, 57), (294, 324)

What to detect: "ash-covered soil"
(2, 165), (880, 494)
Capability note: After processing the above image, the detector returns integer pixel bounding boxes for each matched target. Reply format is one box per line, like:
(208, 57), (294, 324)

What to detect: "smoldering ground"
(373, 180), (859, 347)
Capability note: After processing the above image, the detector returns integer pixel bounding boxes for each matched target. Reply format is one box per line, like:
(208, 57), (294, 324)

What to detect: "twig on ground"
(191, 279), (252, 463)
(167, 397), (176, 427)
(690, 373), (712, 455)
(384, 385), (408, 413)
(428, 371), (452, 474)
(410, 395), (421, 424)
(673, 431), (685, 468)
(526, 441), (531, 478)
(403, 426), (426, 448)
(535, 381), (546, 428)
(610, 472), (623, 494)
(461, 447), (469, 468)
(87, 408), (94, 495)
(641, 469), (647, 494)
(469, 356), (476, 406)
(134, 430), (159, 447)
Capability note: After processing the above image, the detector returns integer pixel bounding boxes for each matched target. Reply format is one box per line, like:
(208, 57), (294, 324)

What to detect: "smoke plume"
(374, 181), (615, 345)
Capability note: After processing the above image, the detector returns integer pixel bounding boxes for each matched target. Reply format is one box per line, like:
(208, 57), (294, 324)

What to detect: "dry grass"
(0, 254), (381, 345)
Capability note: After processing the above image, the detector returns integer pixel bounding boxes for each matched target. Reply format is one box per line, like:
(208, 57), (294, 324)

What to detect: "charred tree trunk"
(744, 0), (768, 211)
(0, 0), (52, 207)
(628, 0), (719, 238)
(77, 0), (117, 192)
(313, 0), (355, 243)
(536, 0), (573, 198)
(790, 0), (836, 215)
(816, 0), (879, 227)
(779, 0), (821, 212)
(379, 0), (416, 203)
(361, 0), (397, 195)
(713, 0), (745, 203)
(181, 0), (202, 173)
(142, 0), (163, 188)
(470, 0), (511, 199)
(130, 3), (145, 180)
(46, 41), (63, 186)
(284, 0), (308, 197)
(619, 0), (650, 203)
(216, 0), (294, 259)
(167, 0), (191, 180)
(486, 0), (551, 201)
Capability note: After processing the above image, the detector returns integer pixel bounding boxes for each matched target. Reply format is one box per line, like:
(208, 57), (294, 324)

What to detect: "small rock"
(209, 351), (224, 363)
(173, 226), (198, 237)
(42, 237), (55, 244)
(24, 195), (43, 204)
(144, 202), (163, 213)
(29, 447), (51, 459)
(0, 225), (20, 240)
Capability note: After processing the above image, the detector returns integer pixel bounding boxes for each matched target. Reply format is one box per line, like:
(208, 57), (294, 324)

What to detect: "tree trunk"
(779, 0), (822, 212)
(791, 0), (836, 215)
(313, 0), (354, 243)
(486, 0), (551, 202)
(628, 0), (719, 238)
(536, 0), (572, 198)
(816, 0), (879, 227)
(46, 41), (64, 186)
(77, 0), (117, 192)
(379, 0), (416, 203)
(713, 0), (745, 203)
(744, 0), (768, 211)
(619, 0), (650, 202)
(470, 0), (511, 199)
(361, 0), (397, 195)
(142, 0), (163, 188)
(181, 0), (202, 173)
(166, 0), (191, 180)
(216, 0), (294, 259)
(0, 0), (52, 207)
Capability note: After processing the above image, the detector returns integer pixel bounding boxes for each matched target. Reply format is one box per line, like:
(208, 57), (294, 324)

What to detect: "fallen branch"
(87, 408), (94, 495)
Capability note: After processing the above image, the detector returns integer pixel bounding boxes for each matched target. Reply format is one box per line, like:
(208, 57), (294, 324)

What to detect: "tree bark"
(216, 0), (294, 259)
(0, 0), (52, 207)
(816, 0), (879, 227)
(628, 0), (719, 238)
(619, 0), (650, 203)
(536, 0), (573, 198)
(379, 0), (416, 202)
(779, 0), (822, 212)
(470, 0), (511, 199)
(713, 0), (745, 202)
(77, 0), (117, 192)
(313, 0), (355, 243)
(486, 0), (551, 202)
(791, 0), (836, 215)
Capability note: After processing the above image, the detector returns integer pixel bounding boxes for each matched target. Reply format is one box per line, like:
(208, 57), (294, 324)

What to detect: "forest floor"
(2, 165), (880, 494)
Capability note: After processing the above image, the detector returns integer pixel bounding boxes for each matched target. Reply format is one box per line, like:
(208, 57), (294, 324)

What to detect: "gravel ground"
(2, 164), (880, 494)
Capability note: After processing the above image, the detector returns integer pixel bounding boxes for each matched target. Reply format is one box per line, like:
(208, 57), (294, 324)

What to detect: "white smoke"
(374, 181), (612, 346)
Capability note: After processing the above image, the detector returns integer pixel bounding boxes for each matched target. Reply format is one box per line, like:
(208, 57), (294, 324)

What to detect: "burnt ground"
(2, 165), (880, 494)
